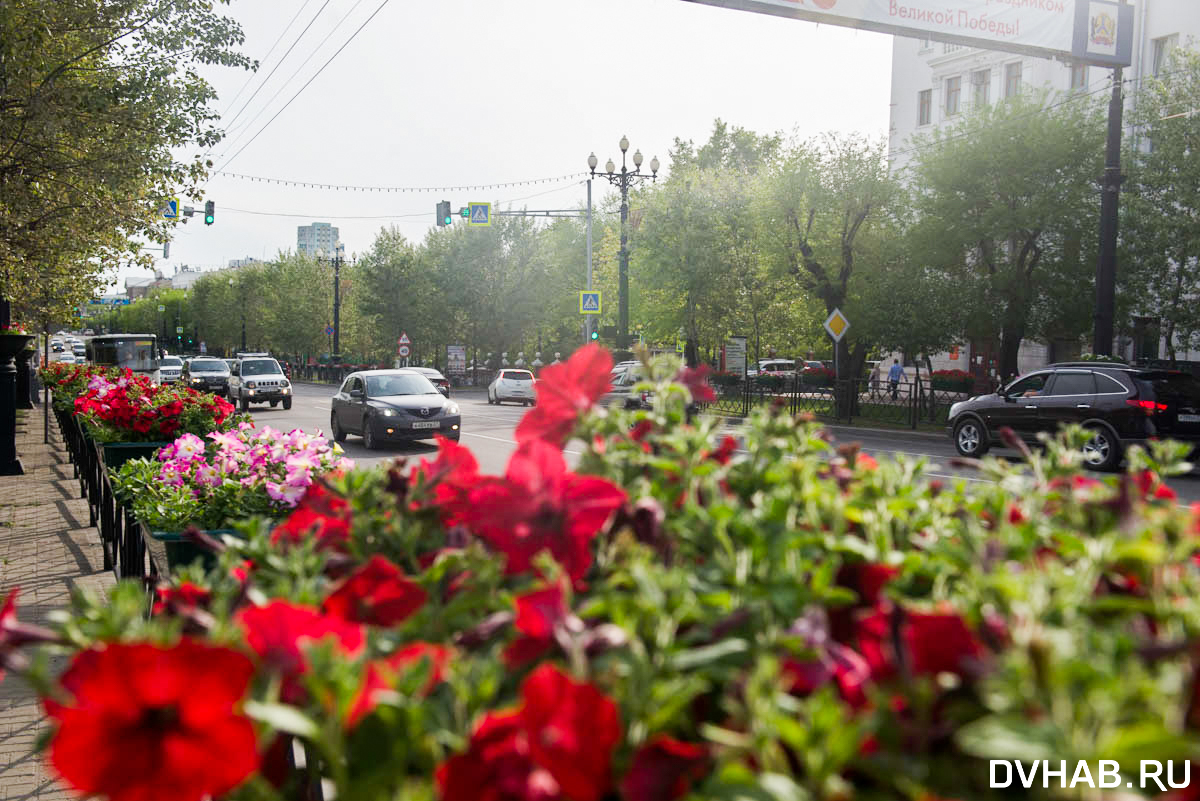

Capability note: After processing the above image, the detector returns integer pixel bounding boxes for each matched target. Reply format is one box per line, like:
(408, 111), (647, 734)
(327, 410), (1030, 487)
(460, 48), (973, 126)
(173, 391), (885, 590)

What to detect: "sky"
(121, 0), (894, 289)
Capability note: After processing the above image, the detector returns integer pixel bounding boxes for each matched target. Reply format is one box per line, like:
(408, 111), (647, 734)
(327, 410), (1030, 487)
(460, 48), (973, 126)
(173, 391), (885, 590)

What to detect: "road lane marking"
(462, 431), (582, 456)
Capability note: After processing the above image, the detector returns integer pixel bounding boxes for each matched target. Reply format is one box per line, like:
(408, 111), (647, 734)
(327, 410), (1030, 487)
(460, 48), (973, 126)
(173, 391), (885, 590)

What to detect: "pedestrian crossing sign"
(468, 202), (491, 226)
(160, 198), (179, 219)
(579, 291), (601, 315)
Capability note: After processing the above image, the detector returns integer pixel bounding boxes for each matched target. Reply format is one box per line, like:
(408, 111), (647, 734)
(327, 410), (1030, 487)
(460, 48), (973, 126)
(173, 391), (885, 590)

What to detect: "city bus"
(86, 334), (161, 383)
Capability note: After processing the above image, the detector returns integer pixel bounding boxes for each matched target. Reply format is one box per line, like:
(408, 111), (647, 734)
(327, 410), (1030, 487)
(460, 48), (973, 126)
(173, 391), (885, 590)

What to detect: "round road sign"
(398, 344), (411, 357)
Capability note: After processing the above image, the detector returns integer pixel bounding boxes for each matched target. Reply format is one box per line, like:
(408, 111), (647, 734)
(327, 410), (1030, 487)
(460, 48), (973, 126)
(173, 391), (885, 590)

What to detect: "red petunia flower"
(674, 364), (717, 404)
(855, 607), (985, 681)
(1, 588), (58, 680)
(45, 639), (259, 801)
(151, 581), (212, 617)
(704, 435), (738, 465)
(620, 735), (710, 801)
(436, 710), (563, 801)
(271, 482), (353, 550)
(503, 581), (571, 668)
(837, 563), (898, 607)
(518, 663), (621, 801)
(346, 642), (453, 728)
(235, 600), (364, 703)
(783, 642), (872, 709)
(322, 555), (427, 627)
(409, 435), (480, 524)
(515, 344), (613, 447)
(461, 439), (626, 580)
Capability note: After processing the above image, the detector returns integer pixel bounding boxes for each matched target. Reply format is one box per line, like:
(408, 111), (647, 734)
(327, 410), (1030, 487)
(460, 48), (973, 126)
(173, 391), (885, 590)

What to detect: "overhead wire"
(213, 0), (392, 176)
(217, 0), (371, 154)
(216, 0), (317, 124)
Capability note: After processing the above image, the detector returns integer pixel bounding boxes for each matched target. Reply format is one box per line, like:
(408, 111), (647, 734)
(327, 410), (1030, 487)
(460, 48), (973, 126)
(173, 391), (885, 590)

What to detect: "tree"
(1122, 48), (1200, 361)
(0, 0), (252, 321)
(758, 134), (898, 381)
(906, 92), (1104, 378)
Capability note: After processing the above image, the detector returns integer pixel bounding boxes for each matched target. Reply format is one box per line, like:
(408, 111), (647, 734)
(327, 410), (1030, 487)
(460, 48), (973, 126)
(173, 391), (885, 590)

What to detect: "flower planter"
(145, 525), (239, 574)
(98, 441), (173, 578)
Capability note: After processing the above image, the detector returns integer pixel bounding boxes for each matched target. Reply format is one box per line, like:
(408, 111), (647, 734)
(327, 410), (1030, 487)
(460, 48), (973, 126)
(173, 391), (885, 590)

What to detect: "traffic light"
(590, 328), (599, 341)
(204, 201), (215, 225)
(436, 201), (452, 227)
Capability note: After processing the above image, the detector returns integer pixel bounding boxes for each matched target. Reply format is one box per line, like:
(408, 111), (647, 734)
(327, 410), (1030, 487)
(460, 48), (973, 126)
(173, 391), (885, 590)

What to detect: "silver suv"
(228, 354), (292, 411)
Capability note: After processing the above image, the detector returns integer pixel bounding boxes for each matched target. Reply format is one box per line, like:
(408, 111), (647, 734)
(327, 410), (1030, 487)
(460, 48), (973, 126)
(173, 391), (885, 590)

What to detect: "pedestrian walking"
(869, 361), (882, 400)
(888, 359), (906, 401)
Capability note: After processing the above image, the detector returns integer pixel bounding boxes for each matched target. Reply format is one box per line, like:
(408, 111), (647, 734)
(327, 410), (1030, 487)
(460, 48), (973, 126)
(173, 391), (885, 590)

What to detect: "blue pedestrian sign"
(468, 202), (491, 226)
(160, 197), (180, 219)
(325, 326), (334, 336)
(579, 290), (602, 315)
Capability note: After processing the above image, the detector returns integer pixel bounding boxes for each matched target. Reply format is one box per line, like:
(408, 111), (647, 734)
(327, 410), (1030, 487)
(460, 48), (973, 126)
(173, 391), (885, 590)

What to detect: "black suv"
(182, 356), (231, 395)
(947, 362), (1200, 470)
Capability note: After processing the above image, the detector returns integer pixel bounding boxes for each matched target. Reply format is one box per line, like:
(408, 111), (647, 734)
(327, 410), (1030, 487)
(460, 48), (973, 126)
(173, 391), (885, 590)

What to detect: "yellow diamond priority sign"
(823, 308), (850, 342)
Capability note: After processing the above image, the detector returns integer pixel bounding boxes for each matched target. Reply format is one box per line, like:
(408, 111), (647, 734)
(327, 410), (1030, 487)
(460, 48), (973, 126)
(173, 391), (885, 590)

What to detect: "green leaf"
(244, 701), (320, 739)
(955, 715), (1061, 763)
(671, 637), (749, 670)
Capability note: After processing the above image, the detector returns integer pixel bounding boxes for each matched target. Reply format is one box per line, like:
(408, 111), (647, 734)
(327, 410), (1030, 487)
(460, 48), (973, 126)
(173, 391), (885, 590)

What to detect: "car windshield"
(189, 359), (228, 374)
(161, 357), (182, 367)
(366, 374), (438, 396)
(241, 359), (282, 376)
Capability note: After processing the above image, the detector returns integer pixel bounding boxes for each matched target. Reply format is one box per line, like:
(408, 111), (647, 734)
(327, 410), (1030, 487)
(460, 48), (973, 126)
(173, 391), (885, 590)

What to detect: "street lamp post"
(316, 243), (348, 363)
(228, 277), (246, 352)
(588, 137), (659, 350)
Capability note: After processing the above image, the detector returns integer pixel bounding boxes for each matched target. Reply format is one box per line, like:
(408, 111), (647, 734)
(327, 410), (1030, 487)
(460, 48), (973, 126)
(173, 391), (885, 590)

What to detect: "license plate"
(412, 421), (439, 430)
(1179, 414), (1200, 423)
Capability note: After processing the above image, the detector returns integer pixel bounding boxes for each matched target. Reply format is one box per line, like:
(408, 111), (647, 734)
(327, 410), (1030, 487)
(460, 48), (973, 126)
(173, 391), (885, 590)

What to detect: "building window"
(919, 36), (932, 52)
(1004, 62), (1022, 98)
(1152, 35), (1177, 76)
(1070, 63), (1088, 91)
(971, 69), (990, 107)
(945, 76), (961, 116)
(918, 89), (932, 126)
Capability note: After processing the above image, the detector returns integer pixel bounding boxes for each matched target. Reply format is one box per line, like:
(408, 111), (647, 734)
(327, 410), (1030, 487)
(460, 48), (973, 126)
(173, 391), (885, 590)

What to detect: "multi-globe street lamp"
(588, 137), (659, 350)
(315, 243), (348, 363)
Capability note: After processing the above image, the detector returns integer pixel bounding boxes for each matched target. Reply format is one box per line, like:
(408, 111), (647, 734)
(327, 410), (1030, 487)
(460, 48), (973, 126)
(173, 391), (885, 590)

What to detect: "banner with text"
(682, 0), (1132, 66)
(446, 345), (467, 376)
(726, 336), (748, 377)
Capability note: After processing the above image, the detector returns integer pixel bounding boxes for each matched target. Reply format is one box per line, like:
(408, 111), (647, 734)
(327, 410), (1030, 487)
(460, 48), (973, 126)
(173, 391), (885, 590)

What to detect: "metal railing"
(704, 375), (983, 429)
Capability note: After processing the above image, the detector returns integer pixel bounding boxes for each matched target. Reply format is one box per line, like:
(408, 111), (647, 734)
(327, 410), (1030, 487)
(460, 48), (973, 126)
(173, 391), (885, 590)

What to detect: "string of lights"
(210, 170), (589, 194)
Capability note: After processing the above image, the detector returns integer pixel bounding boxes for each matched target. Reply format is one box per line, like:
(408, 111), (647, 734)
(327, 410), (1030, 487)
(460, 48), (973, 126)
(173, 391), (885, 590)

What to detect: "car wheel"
(362, 417), (378, 450)
(953, 418), (989, 458)
(283, 397), (292, 411)
(270, 400), (278, 408)
(330, 413), (346, 443)
(239, 395), (249, 412)
(1082, 426), (1121, 471)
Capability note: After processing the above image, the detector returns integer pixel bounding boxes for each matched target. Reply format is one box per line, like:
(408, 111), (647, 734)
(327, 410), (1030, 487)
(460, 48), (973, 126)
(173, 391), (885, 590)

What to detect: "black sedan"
(330, 370), (461, 450)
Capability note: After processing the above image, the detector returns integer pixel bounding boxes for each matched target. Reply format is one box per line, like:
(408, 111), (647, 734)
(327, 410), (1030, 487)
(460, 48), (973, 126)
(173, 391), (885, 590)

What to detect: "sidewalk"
(0, 410), (113, 800)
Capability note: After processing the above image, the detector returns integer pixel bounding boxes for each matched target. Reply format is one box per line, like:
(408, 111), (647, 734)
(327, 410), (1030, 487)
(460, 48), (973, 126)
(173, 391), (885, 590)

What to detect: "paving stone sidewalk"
(0, 410), (113, 800)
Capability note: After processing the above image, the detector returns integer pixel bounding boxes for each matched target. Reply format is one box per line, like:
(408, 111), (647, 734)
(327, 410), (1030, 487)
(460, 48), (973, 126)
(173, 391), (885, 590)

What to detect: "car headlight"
(379, 408), (398, 416)
(444, 402), (460, 415)
(191, 378), (201, 383)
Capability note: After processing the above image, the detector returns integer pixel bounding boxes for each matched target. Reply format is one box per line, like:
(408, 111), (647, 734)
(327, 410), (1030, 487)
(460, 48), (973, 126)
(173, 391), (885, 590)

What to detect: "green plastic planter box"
(146, 527), (240, 573)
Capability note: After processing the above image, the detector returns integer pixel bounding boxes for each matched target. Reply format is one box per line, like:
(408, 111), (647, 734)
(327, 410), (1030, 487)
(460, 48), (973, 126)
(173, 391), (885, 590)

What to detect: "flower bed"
(72, 369), (242, 442)
(111, 424), (352, 533)
(6, 345), (1200, 801)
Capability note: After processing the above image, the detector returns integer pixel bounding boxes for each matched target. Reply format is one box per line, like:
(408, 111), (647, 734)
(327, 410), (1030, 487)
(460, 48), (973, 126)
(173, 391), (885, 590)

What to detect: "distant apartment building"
(887, 4), (1200, 375)
(296, 223), (340, 258)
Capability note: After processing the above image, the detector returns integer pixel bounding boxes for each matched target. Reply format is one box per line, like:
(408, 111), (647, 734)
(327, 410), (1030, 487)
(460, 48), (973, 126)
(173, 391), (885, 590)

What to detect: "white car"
(159, 355), (184, 385)
(488, 369), (536, 406)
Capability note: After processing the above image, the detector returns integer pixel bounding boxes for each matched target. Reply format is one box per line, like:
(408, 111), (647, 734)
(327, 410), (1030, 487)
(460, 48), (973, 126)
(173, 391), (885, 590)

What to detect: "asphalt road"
(249, 383), (1200, 504)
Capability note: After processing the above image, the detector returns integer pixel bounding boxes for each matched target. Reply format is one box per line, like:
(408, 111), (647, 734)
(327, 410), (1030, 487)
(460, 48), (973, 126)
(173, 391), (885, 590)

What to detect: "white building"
(296, 222), (340, 258)
(887, 3), (1200, 375)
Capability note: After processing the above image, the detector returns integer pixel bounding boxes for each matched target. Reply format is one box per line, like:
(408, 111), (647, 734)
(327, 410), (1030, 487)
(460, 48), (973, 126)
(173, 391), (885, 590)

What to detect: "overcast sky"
(124, 0), (893, 288)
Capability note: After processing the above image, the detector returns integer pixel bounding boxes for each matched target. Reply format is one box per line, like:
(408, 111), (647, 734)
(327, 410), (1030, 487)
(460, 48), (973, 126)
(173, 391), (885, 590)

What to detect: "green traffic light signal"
(443, 213), (453, 225)
(204, 200), (215, 225)
(590, 329), (599, 341)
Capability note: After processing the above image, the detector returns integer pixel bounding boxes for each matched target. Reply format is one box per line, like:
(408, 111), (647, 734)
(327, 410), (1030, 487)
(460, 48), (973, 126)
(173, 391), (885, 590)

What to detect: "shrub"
(930, 368), (975, 392)
(8, 347), (1200, 801)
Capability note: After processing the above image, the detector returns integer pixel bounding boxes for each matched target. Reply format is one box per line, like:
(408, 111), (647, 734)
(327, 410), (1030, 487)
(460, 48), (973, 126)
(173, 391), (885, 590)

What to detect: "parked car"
(756, 359), (797, 378)
(947, 362), (1200, 470)
(488, 369), (536, 405)
(182, 356), (231, 395)
(330, 370), (461, 449)
(409, 366), (450, 397)
(159, 355), (184, 385)
(228, 354), (292, 411)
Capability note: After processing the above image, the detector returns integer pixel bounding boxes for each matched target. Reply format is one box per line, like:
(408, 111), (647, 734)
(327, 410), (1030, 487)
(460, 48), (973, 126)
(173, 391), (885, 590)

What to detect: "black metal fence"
(706, 375), (980, 429)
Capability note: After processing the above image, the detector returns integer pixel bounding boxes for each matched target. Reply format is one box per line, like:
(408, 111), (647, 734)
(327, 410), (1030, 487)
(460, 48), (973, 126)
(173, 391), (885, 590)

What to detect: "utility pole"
(586, 179), (593, 344)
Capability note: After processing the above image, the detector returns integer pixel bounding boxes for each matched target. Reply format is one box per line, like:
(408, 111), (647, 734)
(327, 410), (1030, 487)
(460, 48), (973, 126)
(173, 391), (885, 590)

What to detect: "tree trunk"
(999, 327), (1023, 381)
